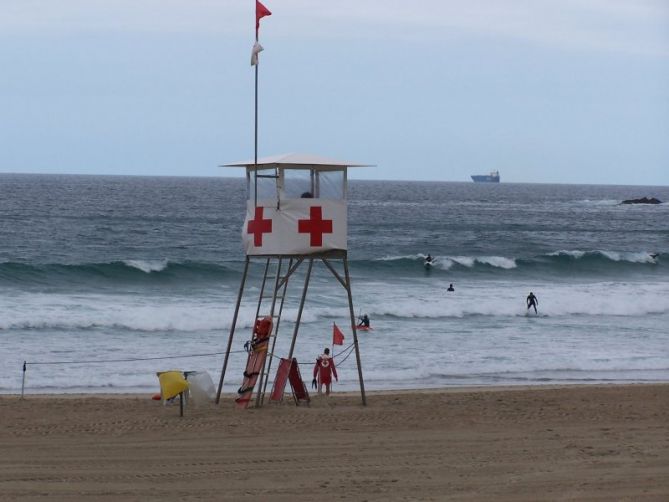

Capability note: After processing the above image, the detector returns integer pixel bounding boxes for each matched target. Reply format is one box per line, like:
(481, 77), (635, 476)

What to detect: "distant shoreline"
(6, 381), (669, 398)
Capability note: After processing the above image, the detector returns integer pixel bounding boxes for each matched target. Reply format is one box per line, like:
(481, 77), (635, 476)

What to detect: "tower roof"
(223, 153), (373, 170)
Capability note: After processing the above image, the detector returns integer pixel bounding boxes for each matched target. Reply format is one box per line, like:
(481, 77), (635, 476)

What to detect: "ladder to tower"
(234, 256), (291, 409)
(252, 256), (296, 406)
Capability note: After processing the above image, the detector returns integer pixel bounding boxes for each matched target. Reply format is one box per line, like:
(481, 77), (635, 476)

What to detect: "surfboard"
(235, 346), (268, 409)
(524, 310), (545, 317)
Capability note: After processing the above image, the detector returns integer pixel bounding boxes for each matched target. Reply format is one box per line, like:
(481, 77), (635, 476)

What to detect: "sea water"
(1, 174), (667, 393)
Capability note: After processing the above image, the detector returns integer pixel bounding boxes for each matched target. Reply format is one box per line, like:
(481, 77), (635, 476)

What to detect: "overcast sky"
(1, 0), (668, 184)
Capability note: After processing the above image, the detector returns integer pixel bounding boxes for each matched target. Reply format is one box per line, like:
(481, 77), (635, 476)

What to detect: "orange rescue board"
(235, 316), (273, 409)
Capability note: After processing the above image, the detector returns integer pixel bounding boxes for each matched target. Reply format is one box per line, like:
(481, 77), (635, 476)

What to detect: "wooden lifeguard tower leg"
(343, 257), (367, 406)
(215, 256), (250, 404)
(321, 255), (367, 406)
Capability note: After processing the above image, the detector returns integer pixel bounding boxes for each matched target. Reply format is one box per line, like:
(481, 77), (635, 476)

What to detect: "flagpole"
(252, 1), (271, 207)
(331, 323), (336, 390)
(253, 34), (259, 207)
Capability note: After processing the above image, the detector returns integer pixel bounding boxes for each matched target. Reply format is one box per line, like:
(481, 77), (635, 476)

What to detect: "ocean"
(1, 174), (668, 394)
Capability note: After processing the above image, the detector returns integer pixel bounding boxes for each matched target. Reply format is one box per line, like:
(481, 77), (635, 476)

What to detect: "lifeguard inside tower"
(215, 153), (370, 409)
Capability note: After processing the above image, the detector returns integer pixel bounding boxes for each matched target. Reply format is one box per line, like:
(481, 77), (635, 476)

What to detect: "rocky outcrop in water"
(621, 197), (662, 205)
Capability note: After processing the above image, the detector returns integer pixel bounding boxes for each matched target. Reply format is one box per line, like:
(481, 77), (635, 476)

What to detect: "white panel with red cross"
(242, 199), (347, 255)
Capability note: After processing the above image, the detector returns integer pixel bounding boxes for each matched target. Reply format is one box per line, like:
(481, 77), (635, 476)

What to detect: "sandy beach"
(1, 384), (667, 501)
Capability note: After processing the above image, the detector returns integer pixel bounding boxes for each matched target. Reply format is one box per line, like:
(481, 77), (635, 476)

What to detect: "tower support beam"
(216, 256), (250, 404)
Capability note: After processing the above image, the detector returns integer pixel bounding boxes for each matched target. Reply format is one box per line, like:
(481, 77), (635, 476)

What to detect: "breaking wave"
(546, 250), (659, 264)
(368, 250), (665, 276)
(0, 250), (665, 287)
(0, 260), (238, 286)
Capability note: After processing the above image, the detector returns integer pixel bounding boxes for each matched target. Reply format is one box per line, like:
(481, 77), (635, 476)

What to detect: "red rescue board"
(235, 316), (273, 409)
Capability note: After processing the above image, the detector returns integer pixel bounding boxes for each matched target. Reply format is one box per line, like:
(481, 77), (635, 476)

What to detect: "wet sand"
(1, 384), (668, 501)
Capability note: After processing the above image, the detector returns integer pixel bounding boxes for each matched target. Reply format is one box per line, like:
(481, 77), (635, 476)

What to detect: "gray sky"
(1, 0), (668, 184)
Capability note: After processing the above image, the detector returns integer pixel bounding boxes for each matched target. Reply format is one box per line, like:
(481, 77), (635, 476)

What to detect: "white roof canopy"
(223, 153), (373, 171)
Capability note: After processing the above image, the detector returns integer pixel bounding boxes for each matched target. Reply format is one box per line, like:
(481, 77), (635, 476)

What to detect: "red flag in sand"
(256, 0), (272, 38)
(333, 323), (345, 346)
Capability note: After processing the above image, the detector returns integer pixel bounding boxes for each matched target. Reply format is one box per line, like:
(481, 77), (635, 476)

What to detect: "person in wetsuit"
(357, 314), (370, 328)
(447, 284), (454, 292)
(526, 292), (538, 314)
(425, 254), (433, 264)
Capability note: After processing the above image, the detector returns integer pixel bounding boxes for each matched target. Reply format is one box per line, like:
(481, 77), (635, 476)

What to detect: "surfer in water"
(447, 284), (454, 292)
(357, 314), (370, 328)
(425, 254), (433, 264)
(526, 292), (538, 314)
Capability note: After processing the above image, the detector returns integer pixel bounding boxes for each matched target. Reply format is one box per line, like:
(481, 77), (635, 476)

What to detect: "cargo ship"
(471, 170), (500, 183)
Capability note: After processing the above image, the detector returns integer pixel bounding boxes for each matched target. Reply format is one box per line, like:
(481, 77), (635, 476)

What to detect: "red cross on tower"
(247, 206), (272, 246)
(298, 206), (333, 247)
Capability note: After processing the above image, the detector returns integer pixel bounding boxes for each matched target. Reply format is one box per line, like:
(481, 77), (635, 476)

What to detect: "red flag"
(333, 323), (345, 346)
(256, 0), (272, 38)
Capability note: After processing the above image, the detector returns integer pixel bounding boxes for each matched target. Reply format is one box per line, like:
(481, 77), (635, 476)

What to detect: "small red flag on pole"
(333, 323), (345, 346)
(256, 0), (272, 39)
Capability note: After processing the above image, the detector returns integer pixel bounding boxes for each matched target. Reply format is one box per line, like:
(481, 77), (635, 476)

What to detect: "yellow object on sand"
(158, 371), (189, 400)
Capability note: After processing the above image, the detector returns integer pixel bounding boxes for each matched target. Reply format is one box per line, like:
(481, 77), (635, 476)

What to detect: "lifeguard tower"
(215, 153), (369, 407)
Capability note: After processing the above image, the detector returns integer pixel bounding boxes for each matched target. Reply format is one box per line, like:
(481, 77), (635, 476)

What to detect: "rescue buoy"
(254, 316), (272, 339)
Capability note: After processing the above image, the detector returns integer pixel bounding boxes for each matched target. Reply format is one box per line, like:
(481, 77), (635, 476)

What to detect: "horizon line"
(0, 171), (667, 188)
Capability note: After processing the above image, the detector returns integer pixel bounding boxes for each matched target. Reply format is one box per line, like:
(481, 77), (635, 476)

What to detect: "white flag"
(251, 42), (264, 66)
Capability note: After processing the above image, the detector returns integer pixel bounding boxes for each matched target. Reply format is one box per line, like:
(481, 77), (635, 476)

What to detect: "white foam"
(0, 290), (338, 333)
(440, 255), (517, 270)
(573, 199), (619, 206)
(549, 250), (657, 264)
(354, 281), (669, 319)
(123, 259), (169, 273)
(549, 250), (586, 259)
(477, 256), (517, 269)
(598, 251), (656, 264)
(376, 254), (416, 261)
(2, 278), (669, 394)
(2, 279), (668, 336)
(448, 256), (475, 268)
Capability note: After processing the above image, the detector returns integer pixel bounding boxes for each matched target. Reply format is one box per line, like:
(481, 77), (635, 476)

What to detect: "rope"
(266, 342), (356, 365)
(20, 344), (361, 397)
(23, 340), (359, 371)
(333, 343), (355, 359)
(334, 345), (356, 367)
(24, 350), (246, 366)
